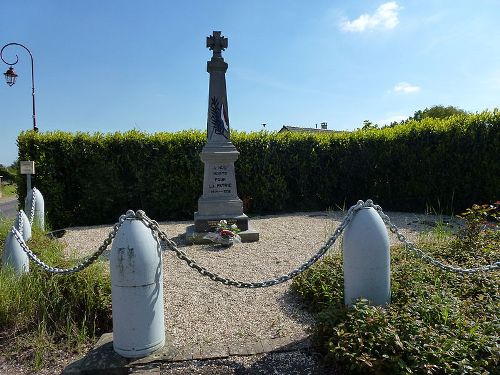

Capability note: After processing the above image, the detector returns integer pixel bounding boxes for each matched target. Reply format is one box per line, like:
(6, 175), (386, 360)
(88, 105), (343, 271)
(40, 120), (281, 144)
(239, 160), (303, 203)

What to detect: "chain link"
(12, 210), (135, 274)
(16, 210), (24, 239)
(137, 201), (366, 288)
(372, 204), (500, 274)
(28, 187), (36, 225)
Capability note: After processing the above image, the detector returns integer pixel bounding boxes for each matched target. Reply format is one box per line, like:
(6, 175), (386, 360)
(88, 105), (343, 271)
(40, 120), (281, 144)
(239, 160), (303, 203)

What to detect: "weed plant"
(0, 218), (111, 370)
(293, 207), (499, 374)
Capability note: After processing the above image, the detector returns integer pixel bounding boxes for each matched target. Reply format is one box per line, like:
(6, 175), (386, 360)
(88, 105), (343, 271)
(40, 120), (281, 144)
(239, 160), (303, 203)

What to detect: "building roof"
(278, 125), (339, 133)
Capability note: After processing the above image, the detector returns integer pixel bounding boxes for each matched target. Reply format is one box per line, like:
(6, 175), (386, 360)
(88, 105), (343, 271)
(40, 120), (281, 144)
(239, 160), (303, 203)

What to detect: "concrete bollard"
(14, 210), (32, 242)
(25, 188), (45, 231)
(110, 216), (165, 358)
(2, 227), (29, 274)
(343, 207), (391, 307)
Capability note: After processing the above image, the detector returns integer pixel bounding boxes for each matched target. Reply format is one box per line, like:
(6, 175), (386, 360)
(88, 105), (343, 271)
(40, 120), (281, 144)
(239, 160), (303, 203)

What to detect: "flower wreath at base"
(203, 220), (242, 246)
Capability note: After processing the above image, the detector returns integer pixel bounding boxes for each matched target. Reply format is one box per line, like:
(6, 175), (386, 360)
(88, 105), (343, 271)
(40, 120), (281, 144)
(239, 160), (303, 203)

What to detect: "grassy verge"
(1, 183), (16, 198)
(0, 218), (111, 370)
(293, 207), (499, 374)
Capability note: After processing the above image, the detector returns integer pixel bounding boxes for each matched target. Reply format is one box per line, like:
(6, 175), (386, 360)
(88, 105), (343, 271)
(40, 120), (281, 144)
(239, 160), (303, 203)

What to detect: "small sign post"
(20, 161), (35, 193)
(0, 175), (3, 198)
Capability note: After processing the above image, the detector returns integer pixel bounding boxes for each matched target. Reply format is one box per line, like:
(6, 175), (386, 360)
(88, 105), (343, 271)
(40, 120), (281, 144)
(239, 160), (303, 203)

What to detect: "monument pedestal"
(187, 145), (260, 244)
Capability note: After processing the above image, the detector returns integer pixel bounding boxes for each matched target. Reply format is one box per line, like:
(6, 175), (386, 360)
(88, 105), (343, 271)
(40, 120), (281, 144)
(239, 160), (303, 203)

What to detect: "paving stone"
(61, 358), (85, 374)
(191, 345), (207, 360)
(244, 340), (264, 355)
(263, 337), (287, 352)
(171, 346), (196, 362)
(228, 342), (249, 356)
(128, 363), (161, 374)
(62, 333), (314, 373)
(260, 339), (274, 354)
(159, 345), (178, 361)
(199, 342), (230, 359)
(78, 336), (128, 374)
(272, 335), (309, 352)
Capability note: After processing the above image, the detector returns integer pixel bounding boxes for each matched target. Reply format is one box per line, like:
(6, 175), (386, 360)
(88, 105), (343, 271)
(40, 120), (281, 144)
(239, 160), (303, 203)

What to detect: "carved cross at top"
(206, 31), (228, 59)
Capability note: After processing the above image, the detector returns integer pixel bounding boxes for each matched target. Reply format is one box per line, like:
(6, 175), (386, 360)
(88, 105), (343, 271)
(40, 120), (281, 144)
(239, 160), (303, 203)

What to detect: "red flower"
(219, 229), (234, 237)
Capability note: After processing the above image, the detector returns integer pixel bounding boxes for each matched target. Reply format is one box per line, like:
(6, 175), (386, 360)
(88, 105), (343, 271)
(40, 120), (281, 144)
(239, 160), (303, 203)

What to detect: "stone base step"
(185, 225), (259, 244)
(62, 332), (311, 374)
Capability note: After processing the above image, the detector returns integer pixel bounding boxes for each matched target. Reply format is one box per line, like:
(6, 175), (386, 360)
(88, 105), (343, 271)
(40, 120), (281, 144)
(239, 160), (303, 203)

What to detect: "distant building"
(278, 122), (340, 133)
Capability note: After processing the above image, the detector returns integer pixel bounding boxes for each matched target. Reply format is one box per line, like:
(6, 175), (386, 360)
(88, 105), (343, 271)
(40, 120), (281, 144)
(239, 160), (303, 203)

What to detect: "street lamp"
(4, 66), (17, 86)
(1, 43), (38, 132)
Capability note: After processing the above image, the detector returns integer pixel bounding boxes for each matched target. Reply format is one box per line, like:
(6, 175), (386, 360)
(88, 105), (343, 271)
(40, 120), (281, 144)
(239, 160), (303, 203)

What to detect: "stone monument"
(186, 31), (259, 243)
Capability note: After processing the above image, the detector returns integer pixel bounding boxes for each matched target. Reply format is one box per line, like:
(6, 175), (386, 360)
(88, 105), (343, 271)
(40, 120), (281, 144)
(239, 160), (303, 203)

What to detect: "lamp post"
(1, 43), (38, 132)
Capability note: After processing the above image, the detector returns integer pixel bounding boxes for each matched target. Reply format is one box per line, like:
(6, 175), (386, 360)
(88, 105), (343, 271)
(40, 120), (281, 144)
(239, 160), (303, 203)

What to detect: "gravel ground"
(130, 351), (341, 374)
(1, 209), (457, 374)
(60, 210), (451, 352)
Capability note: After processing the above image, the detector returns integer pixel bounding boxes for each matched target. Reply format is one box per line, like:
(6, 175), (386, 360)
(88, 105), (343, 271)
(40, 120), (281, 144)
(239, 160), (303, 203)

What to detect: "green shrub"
(17, 110), (499, 228)
(17, 130), (206, 227)
(0, 164), (17, 183)
(293, 210), (500, 374)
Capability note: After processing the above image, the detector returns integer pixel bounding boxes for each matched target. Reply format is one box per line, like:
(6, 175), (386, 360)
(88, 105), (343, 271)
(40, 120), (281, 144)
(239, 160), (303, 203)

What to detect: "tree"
(0, 161), (18, 182)
(411, 105), (467, 121)
(362, 120), (378, 130)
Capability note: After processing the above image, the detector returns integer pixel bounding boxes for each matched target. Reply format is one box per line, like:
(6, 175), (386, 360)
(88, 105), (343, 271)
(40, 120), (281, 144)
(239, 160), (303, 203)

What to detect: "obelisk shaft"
(195, 31), (246, 232)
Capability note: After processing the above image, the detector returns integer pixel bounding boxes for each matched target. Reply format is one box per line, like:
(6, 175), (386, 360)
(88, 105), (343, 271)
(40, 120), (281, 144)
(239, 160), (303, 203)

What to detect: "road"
(0, 196), (18, 220)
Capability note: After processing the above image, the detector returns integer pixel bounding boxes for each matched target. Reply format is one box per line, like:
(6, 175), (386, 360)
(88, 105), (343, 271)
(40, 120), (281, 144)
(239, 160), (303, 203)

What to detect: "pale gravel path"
(59, 210), (456, 352)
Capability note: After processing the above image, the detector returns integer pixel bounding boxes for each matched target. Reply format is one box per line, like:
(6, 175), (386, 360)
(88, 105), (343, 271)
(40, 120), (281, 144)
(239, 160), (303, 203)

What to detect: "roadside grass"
(0, 218), (111, 370)
(1, 183), (16, 198)
(293, 207), (499, 374)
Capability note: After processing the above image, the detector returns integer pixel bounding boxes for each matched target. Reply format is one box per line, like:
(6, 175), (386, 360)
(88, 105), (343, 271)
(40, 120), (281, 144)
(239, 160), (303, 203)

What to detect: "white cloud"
(393, 82), (421, 93)
(341, 2), (400, 32)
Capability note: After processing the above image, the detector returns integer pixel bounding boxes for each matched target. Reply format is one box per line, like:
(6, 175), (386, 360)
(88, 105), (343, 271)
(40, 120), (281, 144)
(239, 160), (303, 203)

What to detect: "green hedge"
(17, 130), (206, 228)
(17, 110), (500, 228)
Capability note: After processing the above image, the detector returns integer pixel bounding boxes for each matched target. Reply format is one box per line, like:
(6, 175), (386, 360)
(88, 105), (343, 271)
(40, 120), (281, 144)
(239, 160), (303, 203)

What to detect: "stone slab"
(185, 225), (259, 244)
(243, 340), (265, 355)
(228, 342), (251, 356)
(62, 332), (128, 375)
(200, 342), (230, 359)
(194, 213), (249, 232)
(62, 333), (310, 374)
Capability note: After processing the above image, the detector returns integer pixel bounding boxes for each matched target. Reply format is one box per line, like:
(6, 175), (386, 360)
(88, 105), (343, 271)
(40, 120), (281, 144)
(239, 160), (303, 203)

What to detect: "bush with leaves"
(293, 209), (499, 374)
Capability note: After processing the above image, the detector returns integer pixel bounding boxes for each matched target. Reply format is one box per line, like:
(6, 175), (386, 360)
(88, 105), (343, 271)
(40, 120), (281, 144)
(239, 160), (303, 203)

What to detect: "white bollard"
(25, 188), (45, 231)
(2, 227), (29, 274)
(343, 206), (391, 307)
(14, 210), (32, 242)
(110, 216), (165, 358)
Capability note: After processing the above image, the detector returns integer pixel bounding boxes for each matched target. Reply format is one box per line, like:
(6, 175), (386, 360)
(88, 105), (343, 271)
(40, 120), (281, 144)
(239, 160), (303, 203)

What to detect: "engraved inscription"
(208, 164), (232, 194)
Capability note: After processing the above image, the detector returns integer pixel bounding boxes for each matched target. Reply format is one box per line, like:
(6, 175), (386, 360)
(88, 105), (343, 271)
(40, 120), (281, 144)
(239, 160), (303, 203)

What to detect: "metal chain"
(140, 199), (498, 287)
(12, 210), (135, 274)
(372, 204), (500, 274)
(16, 210), (24, 239)
(28, 187), (36, 225)
(11, 199), (498, 279)
(136, 201), (366, 288)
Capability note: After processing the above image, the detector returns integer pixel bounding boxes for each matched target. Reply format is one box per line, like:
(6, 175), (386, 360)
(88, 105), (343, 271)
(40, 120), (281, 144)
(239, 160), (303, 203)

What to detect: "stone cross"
(206, 31), (228, 59)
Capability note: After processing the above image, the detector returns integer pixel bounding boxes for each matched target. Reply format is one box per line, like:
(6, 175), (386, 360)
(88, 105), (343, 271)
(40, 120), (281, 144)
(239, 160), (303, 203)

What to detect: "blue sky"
(1, 0), (499, 165)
